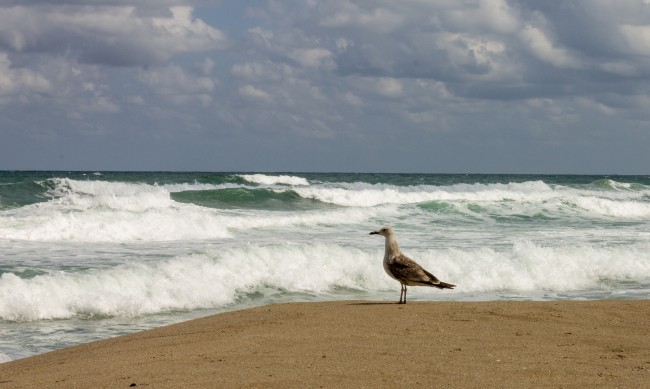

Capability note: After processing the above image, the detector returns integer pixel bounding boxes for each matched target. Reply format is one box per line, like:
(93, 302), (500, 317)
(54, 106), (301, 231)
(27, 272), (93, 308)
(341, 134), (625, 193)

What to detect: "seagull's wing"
(421, 268), (441, 283)
(389, 254), (436, 284)
(422, 266), (455, 289)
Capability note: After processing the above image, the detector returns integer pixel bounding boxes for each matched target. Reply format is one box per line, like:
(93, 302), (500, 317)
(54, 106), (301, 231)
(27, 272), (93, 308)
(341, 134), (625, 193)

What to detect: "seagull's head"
(369, 226), (393, 237)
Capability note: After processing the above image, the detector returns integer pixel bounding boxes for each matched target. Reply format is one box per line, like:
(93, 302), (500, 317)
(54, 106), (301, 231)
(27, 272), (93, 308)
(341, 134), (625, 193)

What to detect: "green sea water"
(1, 171), (649, 361)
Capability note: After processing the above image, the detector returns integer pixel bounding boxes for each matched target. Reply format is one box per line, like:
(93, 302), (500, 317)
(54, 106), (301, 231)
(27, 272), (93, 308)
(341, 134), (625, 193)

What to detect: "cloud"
(441, 0), (520, 34)
(0, 52), (50, 99)
(520, 25), (582, 69)
(319, 4), (406, 34)
(376, 78), (403, 97)
(2, 1), (650, 172)
(619, 24), (650, 55)
(238, 84), (272, 102)
(140, 64), (216, 106)
(287, 48), (335, 69)
(0, 5), (227, 67)
(231, 61), (275, 80)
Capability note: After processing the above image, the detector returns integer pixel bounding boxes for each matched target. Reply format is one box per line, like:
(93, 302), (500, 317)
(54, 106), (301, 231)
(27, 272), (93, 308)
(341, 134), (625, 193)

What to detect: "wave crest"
(2, 240), (648, 320)
(0, 178), (387, 242)
(295, 181), (556, 207)
(239, 174), (309, 186)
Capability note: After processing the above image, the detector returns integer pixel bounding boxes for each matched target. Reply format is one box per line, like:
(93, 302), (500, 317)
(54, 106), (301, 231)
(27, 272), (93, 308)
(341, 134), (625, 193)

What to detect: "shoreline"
(1, 300), (649, 388)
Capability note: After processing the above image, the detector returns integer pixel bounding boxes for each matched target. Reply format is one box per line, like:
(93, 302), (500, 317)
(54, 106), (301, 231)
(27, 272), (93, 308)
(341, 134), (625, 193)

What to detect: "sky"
(1, 0), (650, 174)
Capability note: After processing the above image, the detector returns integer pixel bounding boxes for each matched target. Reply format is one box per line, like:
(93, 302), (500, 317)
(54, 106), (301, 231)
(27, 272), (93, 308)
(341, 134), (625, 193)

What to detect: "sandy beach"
(1, 300), (649, 388)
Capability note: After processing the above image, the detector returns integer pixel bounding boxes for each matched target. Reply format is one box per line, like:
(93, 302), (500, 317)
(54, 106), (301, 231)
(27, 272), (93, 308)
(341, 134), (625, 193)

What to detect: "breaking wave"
(2, 240), (648, 321)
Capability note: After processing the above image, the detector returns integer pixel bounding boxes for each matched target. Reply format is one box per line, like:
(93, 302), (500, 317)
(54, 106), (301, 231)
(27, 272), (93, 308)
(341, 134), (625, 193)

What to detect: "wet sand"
(1, 300), (649, 388)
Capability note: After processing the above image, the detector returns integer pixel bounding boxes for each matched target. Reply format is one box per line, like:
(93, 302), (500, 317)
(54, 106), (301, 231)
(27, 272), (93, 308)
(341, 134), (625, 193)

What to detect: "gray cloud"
(0, 5), (227, 67)
(1, 1), (649, 173)
(307, 1), (650, 99)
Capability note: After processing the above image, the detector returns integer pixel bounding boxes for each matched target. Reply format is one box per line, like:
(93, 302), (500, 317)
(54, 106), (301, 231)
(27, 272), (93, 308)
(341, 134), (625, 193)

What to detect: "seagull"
(370, 226), (455, 304)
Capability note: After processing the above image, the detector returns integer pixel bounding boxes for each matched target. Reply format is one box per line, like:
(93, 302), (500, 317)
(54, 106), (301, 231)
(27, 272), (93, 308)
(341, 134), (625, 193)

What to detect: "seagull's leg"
(398, 285), (402, 304)
(404, 286), (407, 304)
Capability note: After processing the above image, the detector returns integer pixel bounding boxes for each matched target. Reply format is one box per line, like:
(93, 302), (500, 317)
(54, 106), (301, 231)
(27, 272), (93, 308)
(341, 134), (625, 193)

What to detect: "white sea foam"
(294, 181), (560, 207)
(162, 182), (244, 193)
(0, 203), (387, 242)
(2, 177), (649, 242)
(437, 240), (650, 293)
(219, 206), (395, 232)
(600, 179), (650, 191)
(43, 178), (174, 211)
(572, 197), (650, 218)
(0, 353), (12, 363)
(608, 179), (631, 190)
(0, 206), (232, 241)
(239, 174), (310, 186)
(2, 241), (648, 321)
(293, 180), (650, 219)
(0, 179), (227, 240)
(0, 244), (382, 321)
(0, 178), (390, 242)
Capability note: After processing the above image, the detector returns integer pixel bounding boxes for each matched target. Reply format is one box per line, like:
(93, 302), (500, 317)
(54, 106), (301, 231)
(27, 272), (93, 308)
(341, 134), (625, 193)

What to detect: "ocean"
(1, 171), (649, 362)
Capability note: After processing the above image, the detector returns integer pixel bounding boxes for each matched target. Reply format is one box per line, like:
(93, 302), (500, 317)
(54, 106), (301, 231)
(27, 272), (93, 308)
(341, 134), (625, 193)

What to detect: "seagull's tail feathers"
(422, 269), (456, 289)
(434, 281), (456, 290)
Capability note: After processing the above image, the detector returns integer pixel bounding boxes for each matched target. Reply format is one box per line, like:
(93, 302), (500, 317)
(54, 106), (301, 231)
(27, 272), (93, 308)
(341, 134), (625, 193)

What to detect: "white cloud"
(150, 6), (226, 50)
(0, 5), (227, 66)
(320, 4), (406, 34)
(0, 52), (50, 98)
(232, 62), (270, 80)
(344, 92), (363, 107)
(288, 48), (335, 69)
(231, 61), (294, 82)
(140, 65), (215, 106)
(443, 0), (519, 34)
(520, 25), (582, 69)
(376, 78), (403, 97)
(247, 27), (274, 48)
(619, 24), (650, 56)
(239, 84), (272, 102)
(434, 32), (511, 80)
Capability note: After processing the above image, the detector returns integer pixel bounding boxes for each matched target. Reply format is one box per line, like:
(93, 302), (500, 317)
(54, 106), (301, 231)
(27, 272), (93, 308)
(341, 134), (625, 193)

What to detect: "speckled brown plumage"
(370, 226), (455, 304)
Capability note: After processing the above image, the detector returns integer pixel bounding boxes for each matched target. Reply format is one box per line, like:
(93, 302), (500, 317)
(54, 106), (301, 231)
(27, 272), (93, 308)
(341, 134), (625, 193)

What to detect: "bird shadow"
(347, 301), (401, 306)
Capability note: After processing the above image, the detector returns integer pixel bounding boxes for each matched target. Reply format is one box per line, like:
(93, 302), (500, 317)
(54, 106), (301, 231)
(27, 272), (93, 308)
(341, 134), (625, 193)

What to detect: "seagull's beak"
(369, 231), (379, 235)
